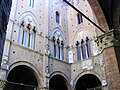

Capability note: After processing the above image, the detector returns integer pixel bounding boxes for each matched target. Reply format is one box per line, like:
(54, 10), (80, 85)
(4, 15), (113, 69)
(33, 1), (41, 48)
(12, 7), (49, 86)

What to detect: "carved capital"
(95, 30), (114, 52)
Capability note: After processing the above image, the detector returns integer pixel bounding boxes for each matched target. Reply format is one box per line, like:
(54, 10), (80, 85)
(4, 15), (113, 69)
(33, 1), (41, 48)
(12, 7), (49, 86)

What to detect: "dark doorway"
(49, 75), (68, 90)
(75, 74), (102, 90)
(5, 65), (38, 90)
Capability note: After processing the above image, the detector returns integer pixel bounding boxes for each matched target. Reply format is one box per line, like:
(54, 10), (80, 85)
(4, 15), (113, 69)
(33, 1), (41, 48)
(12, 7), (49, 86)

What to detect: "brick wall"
(104, 47), (120, 90)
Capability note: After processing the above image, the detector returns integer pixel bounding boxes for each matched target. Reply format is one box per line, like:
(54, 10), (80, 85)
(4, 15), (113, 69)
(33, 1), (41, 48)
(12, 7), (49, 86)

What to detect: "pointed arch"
(50, 27), (65, 42)
(18, 11), (38, 29)
(51, 28), (65, 60)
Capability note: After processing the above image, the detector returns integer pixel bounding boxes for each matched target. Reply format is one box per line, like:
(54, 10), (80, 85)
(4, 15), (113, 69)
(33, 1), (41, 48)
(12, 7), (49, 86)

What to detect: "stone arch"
(18, 11), (38, 30)
(73, 30), (88, 44)
(7, 61), (43, 88)
(50, 71), (70, 81)
(87, 0), (109, 31)
(51, 27), (65, 42)
(49, 71), (70, 90)
(74, 71), (102, 83)
(73, 71), (102, 90)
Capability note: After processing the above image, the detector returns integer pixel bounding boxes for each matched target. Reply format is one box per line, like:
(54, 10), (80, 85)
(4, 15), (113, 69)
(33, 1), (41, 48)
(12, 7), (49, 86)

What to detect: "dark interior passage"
(49, 75), (68, 90)
(75, 74), (102, 90)
(5, 65), (38, 90)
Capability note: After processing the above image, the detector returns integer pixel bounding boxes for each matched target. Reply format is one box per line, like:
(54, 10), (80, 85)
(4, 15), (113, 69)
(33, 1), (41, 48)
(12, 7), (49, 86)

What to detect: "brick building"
(0, 0), (12, 89)
(0, 0), (120, 90)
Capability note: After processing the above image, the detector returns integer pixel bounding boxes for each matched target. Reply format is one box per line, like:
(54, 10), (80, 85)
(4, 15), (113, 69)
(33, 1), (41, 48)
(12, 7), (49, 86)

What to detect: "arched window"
(77, 13), (83, 24)
(81, 39), (86, 59)
(17, 15), (36, 49)
(27, 0), (34, 8)
(86, 37), (91, 58)
(56, 11), (60, 24)
(76, 41), (81, 60)
(52, 31), (64, 60)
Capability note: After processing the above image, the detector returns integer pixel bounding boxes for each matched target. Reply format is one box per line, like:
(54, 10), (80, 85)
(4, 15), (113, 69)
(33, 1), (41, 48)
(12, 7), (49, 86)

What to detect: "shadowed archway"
(75, 74), (102, 90)
(49, 75), (68, 90)
(5, 65), (38, 90)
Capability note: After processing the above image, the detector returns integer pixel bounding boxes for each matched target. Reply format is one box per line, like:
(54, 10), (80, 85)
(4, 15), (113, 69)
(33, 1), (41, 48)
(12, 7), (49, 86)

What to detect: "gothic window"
(18, 24), (36, 49)
(17, 15), (36, 49)
(28, 0), (34, 8)
(52, 31), (64, 60)
(86, 37), (91, 58)
(56, 11), (60, 24)
(76, 41), (81, 60)
(81, 39), (86, 59)
(77, 13), (83, 24)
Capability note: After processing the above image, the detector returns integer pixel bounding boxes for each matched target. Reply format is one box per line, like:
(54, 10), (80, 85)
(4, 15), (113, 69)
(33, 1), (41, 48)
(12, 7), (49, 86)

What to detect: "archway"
(75, 74), (102, 90)
(49, 75), (68, 90)
(5, 65), (38, 90)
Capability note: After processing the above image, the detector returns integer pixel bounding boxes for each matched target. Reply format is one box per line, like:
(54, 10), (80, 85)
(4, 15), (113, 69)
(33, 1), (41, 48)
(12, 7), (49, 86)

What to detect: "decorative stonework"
(95, 30), (114, 52)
